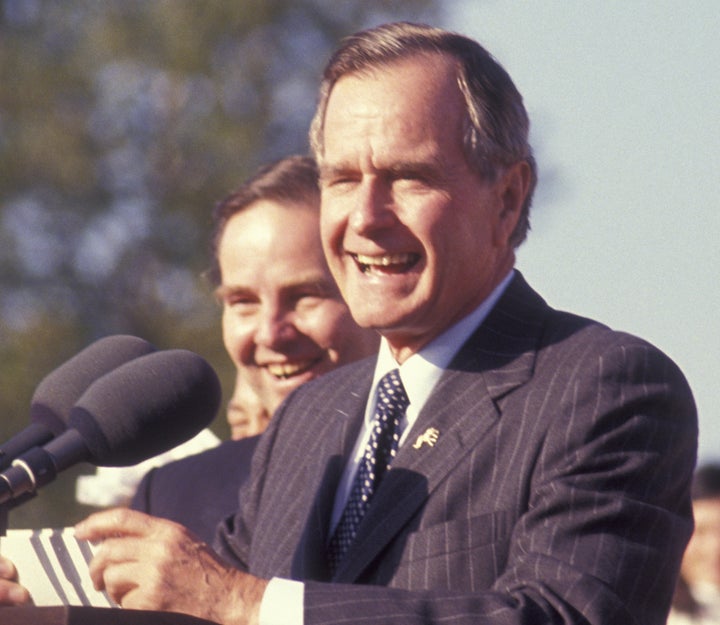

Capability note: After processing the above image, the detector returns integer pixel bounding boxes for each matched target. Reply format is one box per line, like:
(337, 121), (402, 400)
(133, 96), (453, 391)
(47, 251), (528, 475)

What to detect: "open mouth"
(352, 252), (420, 274)
(266, 359), (320, 380)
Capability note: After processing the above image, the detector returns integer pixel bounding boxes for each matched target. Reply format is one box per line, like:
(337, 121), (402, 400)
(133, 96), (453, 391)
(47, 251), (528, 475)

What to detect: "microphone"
(0, 335), (156, 470)
(0, 349), (221, 505)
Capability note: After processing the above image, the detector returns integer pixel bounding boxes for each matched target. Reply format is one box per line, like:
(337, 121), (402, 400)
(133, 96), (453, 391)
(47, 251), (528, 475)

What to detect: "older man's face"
(319, 53), (524, 363)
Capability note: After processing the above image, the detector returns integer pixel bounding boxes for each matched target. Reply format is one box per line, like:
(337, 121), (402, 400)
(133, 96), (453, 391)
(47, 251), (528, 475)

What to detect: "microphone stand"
(0, 492), (36, 536)
(1, 445), (61, 536)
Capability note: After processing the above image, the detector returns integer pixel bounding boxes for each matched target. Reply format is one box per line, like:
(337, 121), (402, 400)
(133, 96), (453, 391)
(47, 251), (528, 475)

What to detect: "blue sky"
(446, 1), (720, 461)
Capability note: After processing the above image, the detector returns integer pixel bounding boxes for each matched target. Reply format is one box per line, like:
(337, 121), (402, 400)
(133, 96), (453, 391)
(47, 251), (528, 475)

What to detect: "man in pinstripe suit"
(0, 22), (697, 625)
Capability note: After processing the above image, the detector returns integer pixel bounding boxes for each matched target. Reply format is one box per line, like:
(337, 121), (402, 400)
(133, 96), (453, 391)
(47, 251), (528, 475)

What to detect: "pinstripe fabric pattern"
(215, 272), (697, 625)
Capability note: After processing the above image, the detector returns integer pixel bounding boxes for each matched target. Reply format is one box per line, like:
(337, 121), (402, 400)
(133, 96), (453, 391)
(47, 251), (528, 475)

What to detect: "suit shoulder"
(504, 274), (692, 387)
(143, 436), (259, 482)
(544, 305), (675, 361)
(505, 272), (675, 354)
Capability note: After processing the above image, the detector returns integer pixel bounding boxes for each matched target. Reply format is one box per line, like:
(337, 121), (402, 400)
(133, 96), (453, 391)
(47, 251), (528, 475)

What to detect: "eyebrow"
(318, 163), (354, 183)
(387, 159), (445, 182)
(214, 284), (251, 300)
(319, 156), (446, 182)
(215, 274), (339, 300)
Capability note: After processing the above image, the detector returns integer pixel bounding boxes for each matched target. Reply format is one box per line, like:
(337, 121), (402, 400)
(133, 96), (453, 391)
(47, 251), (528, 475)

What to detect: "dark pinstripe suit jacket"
(132, 436), (258, 544)
(215, 273), (697, 625)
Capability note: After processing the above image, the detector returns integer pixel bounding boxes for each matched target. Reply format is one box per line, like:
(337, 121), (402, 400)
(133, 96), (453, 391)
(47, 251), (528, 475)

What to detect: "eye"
(329, 179), (357, 193)
(388, 163), (441, 192)
(321, 170), (360, 192)
(291, 284), (337, 313)
(228, 296), (254, 306)
(294, 292), (324, 310)
(394, 176), (423, 190)
(222, 293), (260, 315)
(393, 171), (433, 190)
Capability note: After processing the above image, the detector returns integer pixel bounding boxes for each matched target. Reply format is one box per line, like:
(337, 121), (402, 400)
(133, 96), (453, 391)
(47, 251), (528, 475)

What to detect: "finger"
(117, 586), (159, 612)
(94, 556), (176, 611)
(0, 556), (18, 581)
(87, 525), (193, 591)
(0, 556), (31, 606)
(0, 580), (31, 606)
(86, 535), (146, 591)
(95, 560), (140, 607)
(75, 507), (160, 541)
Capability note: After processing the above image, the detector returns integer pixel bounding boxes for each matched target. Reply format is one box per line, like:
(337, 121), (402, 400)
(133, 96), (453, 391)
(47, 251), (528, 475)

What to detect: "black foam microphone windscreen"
(0, 349), (221, 504)
(66, 348), (222, 467)
(30, 335), (157, 434)
(0, 335), (156, 470)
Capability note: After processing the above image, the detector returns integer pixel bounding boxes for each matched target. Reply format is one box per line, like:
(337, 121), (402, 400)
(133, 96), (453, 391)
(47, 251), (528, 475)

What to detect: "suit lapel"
(333, 272), (548, 582)
(291, 360), (375, 580)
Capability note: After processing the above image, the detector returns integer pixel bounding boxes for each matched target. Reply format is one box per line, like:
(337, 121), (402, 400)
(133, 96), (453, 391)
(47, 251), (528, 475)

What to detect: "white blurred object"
(75, 428), (220, 507)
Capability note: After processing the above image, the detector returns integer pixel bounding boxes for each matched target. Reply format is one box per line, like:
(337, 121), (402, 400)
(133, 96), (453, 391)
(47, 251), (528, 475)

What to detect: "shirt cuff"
(258, 577), (304, 625)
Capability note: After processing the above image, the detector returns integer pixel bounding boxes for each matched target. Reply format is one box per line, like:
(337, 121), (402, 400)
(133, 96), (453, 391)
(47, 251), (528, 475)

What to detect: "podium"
(0, 606), (220, 625)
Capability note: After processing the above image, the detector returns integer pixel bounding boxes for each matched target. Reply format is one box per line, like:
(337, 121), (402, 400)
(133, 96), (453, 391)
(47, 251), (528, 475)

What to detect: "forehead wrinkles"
(323, 57), (466, 170)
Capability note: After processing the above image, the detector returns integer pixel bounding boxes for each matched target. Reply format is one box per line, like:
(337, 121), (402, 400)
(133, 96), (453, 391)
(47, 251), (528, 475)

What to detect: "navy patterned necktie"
(327, 368), (409, 575)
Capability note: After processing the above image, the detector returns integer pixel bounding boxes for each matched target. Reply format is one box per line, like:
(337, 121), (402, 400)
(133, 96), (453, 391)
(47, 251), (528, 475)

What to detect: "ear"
(494, 160), (532, 245)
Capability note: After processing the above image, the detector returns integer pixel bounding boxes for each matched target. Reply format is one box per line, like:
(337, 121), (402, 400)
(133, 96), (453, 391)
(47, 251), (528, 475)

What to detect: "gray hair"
(309, 22), (536, 247)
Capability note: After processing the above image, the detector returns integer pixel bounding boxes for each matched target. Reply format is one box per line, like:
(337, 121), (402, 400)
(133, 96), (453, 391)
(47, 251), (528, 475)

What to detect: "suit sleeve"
(303, 337), (697, 625)
(129, 468), (155, 513)
(213, 410), (284, 571)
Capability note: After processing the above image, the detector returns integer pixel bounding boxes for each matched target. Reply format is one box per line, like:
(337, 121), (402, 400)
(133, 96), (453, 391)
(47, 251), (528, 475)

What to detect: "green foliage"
(0, 0), (440, 528)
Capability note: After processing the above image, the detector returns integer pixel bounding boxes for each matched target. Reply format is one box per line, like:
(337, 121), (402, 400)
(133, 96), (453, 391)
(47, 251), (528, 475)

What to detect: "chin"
(230, 428), (248, 440)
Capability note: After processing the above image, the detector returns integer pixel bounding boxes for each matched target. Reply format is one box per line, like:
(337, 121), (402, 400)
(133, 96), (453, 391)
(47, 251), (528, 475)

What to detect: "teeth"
(354, 253), (415, 267)
(266, 360), (315, 379)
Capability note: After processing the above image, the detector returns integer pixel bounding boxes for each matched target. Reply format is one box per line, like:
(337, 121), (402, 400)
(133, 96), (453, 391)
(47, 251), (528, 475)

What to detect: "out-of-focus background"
(1, 0), (717, 529)
(0, 0), (443, 528)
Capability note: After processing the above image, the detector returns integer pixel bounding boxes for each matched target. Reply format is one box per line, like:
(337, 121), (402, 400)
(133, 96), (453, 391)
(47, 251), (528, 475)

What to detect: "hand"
(0, 555), (31, 606)
(75, 508), (267, 624)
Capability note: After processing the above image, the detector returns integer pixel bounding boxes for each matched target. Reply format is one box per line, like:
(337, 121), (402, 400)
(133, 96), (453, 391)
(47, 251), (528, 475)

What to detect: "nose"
(348, 178), (396, 234)
(254, 306), (297, 349)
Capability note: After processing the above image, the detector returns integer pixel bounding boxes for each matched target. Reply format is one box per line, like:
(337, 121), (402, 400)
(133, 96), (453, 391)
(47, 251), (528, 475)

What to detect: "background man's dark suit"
(216, 273), (697, 625)
(132, 435), (259, 544)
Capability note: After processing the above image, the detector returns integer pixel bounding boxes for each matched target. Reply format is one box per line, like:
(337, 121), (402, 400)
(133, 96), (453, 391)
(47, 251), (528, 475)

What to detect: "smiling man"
(317, 51), (524, 361)
(211, 160), (377, 415)
(0, 22), (697, 625)
(129, 155), (378, 542)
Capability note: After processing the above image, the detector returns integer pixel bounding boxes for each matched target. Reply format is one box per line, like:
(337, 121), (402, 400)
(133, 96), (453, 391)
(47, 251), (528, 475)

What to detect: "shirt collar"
(369, 269), (515, 421)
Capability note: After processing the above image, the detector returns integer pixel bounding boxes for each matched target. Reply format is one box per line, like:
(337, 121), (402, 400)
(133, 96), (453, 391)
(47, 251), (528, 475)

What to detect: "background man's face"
(218, 200), (377, 416)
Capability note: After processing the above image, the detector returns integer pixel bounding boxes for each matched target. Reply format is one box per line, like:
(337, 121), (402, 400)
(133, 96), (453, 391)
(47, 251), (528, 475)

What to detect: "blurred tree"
(0, 0), (442, 528)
